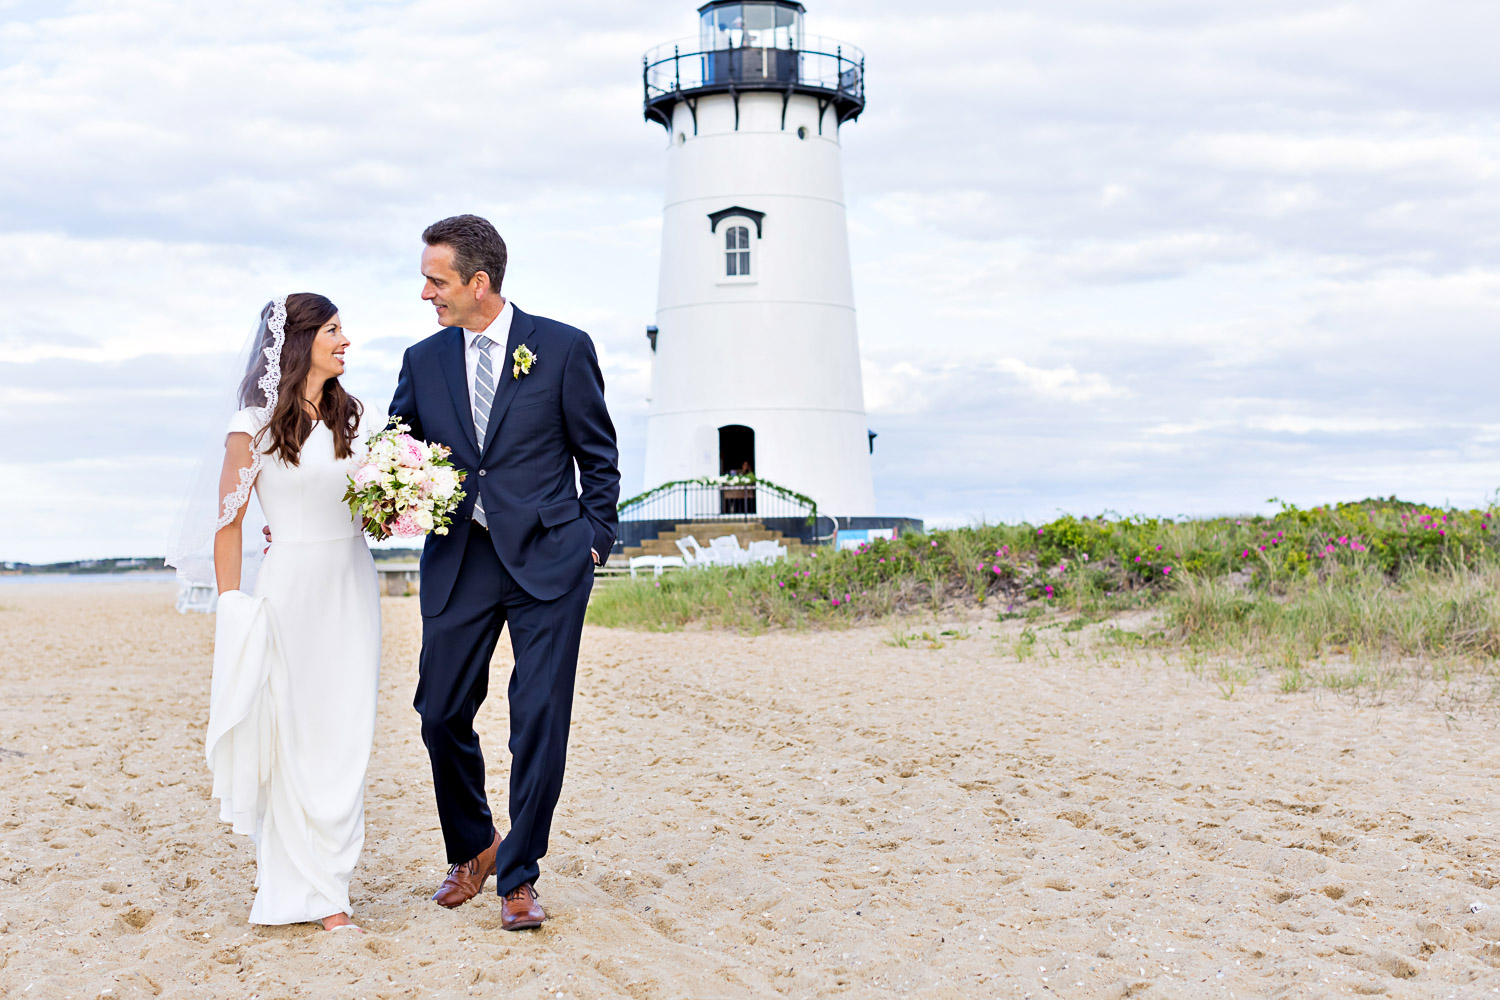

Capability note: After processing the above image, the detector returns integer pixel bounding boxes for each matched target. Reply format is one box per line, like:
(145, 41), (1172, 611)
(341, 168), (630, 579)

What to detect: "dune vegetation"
(588, 499), (1500, 688)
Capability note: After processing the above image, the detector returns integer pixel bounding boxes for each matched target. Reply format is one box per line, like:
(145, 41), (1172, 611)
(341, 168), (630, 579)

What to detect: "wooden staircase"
(619, 520), (810, 561)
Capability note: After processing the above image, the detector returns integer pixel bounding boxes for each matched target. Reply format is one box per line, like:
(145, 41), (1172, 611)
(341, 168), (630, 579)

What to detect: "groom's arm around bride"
(388, 214), (620, 928)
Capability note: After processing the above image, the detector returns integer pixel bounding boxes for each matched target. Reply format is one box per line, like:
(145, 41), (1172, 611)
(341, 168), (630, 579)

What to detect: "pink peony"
(394, 434), (427, 469)
(391, 511), (424, 538)
(353, 464), (381, 489)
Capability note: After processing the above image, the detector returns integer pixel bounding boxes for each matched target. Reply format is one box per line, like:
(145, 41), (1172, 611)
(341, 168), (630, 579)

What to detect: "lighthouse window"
(725, 225), (751, 276)
(701, 4), (803, 52)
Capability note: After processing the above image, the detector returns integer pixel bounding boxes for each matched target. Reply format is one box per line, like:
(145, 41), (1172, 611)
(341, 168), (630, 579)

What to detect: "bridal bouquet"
(344, 417), (467, 540)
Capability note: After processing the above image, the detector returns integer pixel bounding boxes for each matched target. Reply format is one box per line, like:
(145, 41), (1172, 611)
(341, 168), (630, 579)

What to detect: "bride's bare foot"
(321, 912), (363, 932)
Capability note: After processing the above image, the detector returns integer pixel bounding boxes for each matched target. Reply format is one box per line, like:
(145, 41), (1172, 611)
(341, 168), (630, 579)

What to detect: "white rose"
(395, 466), (428, 486)
(414, 508), (435, 530)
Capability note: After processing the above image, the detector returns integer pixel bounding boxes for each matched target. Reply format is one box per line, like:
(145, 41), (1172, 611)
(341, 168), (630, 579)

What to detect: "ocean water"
(0, 572), (177, 586)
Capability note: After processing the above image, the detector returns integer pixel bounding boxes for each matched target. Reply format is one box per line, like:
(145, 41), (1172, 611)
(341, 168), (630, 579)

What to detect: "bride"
(168, 294), (381, 932)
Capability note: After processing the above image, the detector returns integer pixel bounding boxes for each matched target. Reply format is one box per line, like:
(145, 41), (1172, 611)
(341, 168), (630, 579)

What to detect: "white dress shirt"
(463, 297), (515, 440)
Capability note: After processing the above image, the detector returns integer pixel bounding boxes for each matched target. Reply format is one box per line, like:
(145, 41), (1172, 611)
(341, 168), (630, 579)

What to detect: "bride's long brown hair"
(238, 293), (362, 467)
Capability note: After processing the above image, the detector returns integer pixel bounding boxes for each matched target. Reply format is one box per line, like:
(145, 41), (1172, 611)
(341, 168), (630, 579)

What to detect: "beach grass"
(1163, 565), (1500, 688)
(590, 498), (1500, 687)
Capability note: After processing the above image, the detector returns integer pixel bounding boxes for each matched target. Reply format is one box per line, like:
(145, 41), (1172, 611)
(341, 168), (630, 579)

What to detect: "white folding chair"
(709, 534), (747, 567)
(175, 582), (216, 614)
(747, 540), (782, 565)
(676, 535), (707, 567)
(630, 554), (688, 579)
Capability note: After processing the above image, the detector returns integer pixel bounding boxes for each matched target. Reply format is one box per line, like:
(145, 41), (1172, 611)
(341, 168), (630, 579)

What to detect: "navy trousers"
(414, 523), (593, 894)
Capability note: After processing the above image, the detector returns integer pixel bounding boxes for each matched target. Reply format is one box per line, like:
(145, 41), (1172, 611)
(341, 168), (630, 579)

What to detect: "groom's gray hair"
(423, 215), (508, 293)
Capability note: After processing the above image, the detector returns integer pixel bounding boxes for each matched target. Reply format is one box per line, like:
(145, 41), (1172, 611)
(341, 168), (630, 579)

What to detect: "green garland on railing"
(618, 474), (819, 523)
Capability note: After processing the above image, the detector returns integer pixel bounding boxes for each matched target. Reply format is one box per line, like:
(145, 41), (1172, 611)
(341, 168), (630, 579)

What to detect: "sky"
(2, 0), (1498, 562)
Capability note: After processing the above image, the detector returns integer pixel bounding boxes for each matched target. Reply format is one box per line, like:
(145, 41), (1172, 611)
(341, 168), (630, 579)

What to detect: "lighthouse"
(638, 1), (877, 519)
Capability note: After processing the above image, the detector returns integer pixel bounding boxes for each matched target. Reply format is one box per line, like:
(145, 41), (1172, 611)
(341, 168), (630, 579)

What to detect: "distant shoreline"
(1, 548), (423, 577)
(0, 571), (178, 585)
(0, 557), (168, 577)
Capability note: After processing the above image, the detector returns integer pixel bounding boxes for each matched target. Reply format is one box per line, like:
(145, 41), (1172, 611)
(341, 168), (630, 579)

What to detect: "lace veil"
(164, 297), (287, 598)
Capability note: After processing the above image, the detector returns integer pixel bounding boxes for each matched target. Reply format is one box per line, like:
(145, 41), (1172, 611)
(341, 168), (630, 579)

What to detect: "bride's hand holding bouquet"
(344, 417), (467, 540)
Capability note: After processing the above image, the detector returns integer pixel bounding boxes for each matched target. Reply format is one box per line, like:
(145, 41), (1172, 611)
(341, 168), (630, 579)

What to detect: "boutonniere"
(512, 345), (538, 380)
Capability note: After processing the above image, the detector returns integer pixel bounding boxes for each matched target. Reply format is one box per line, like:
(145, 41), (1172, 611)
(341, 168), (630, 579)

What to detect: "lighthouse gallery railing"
(643, 35), (865, 108)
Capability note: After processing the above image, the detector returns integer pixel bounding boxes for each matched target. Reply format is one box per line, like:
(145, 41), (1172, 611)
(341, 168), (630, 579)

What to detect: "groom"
(389, 214), (620, 929)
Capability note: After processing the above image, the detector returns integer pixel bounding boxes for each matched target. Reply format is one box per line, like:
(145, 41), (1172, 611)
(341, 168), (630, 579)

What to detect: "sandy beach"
(2, 584), (1499, 999)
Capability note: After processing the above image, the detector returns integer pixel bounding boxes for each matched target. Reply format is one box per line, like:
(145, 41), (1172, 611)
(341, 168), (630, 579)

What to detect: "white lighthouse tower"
(639, 1), (876, 518)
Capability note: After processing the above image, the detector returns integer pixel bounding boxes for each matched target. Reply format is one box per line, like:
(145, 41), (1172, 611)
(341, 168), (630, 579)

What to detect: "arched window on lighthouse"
(708, 205), (765, 284)
(726, 225), (752, 277)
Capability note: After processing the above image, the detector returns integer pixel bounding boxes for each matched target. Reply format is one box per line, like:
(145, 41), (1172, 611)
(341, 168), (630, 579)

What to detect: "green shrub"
(589, 498), (1500, 643)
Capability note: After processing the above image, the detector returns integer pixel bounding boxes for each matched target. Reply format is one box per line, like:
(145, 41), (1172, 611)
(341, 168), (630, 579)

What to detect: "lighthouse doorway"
(719, 424), (755, 475)
(718, 424), (756, 514)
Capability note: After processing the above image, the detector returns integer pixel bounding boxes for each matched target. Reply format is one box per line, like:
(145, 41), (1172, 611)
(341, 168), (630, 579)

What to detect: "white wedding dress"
(205, 407), (381, 924)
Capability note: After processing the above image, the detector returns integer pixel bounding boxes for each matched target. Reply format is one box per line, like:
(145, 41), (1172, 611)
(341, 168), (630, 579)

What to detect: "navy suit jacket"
(389, 306), (620, 615)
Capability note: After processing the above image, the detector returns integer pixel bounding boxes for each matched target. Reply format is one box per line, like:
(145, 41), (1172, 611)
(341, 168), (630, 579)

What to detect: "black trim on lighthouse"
(708, 206), (765, 238)
(642, 1), (865, 132)
(697, 1), (805, 13)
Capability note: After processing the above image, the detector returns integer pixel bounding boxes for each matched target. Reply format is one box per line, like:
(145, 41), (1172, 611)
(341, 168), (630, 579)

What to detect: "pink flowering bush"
(589, 498), (1500, 630)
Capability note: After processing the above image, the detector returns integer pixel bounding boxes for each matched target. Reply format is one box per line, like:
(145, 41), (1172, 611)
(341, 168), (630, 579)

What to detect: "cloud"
(864, 352), (1126, 416)
(3, 0), (1500, 560)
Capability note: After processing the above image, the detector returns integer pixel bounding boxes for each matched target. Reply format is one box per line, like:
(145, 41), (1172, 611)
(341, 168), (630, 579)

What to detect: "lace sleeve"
(216, 409), (266, 532)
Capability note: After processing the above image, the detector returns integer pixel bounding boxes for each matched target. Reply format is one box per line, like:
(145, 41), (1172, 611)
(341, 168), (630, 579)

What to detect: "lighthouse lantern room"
(637, 1), (877, 523)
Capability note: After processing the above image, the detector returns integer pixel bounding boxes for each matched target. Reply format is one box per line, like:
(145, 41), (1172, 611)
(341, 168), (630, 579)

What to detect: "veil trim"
(214, 295), (286, 532)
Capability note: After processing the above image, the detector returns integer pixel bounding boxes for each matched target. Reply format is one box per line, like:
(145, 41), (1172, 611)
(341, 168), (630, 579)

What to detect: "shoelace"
(504, 884), (537, 902)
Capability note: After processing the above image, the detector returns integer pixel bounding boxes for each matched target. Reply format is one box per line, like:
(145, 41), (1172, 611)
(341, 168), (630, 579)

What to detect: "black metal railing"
(619, 478), (816, 523)
(643, 34), (865, 127)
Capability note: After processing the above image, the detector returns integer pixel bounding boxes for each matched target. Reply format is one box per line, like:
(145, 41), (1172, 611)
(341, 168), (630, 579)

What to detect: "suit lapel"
(480, 306), (536, 460)
(436, 328), (475, 454)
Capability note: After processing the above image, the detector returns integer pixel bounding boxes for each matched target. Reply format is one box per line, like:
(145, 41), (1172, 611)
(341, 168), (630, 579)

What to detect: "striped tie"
(471, 335), (496, 528)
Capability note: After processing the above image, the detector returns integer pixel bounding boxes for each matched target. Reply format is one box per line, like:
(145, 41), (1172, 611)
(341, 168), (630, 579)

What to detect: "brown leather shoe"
(432, 828), (500, 908)
(500, 882), (546, 931)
